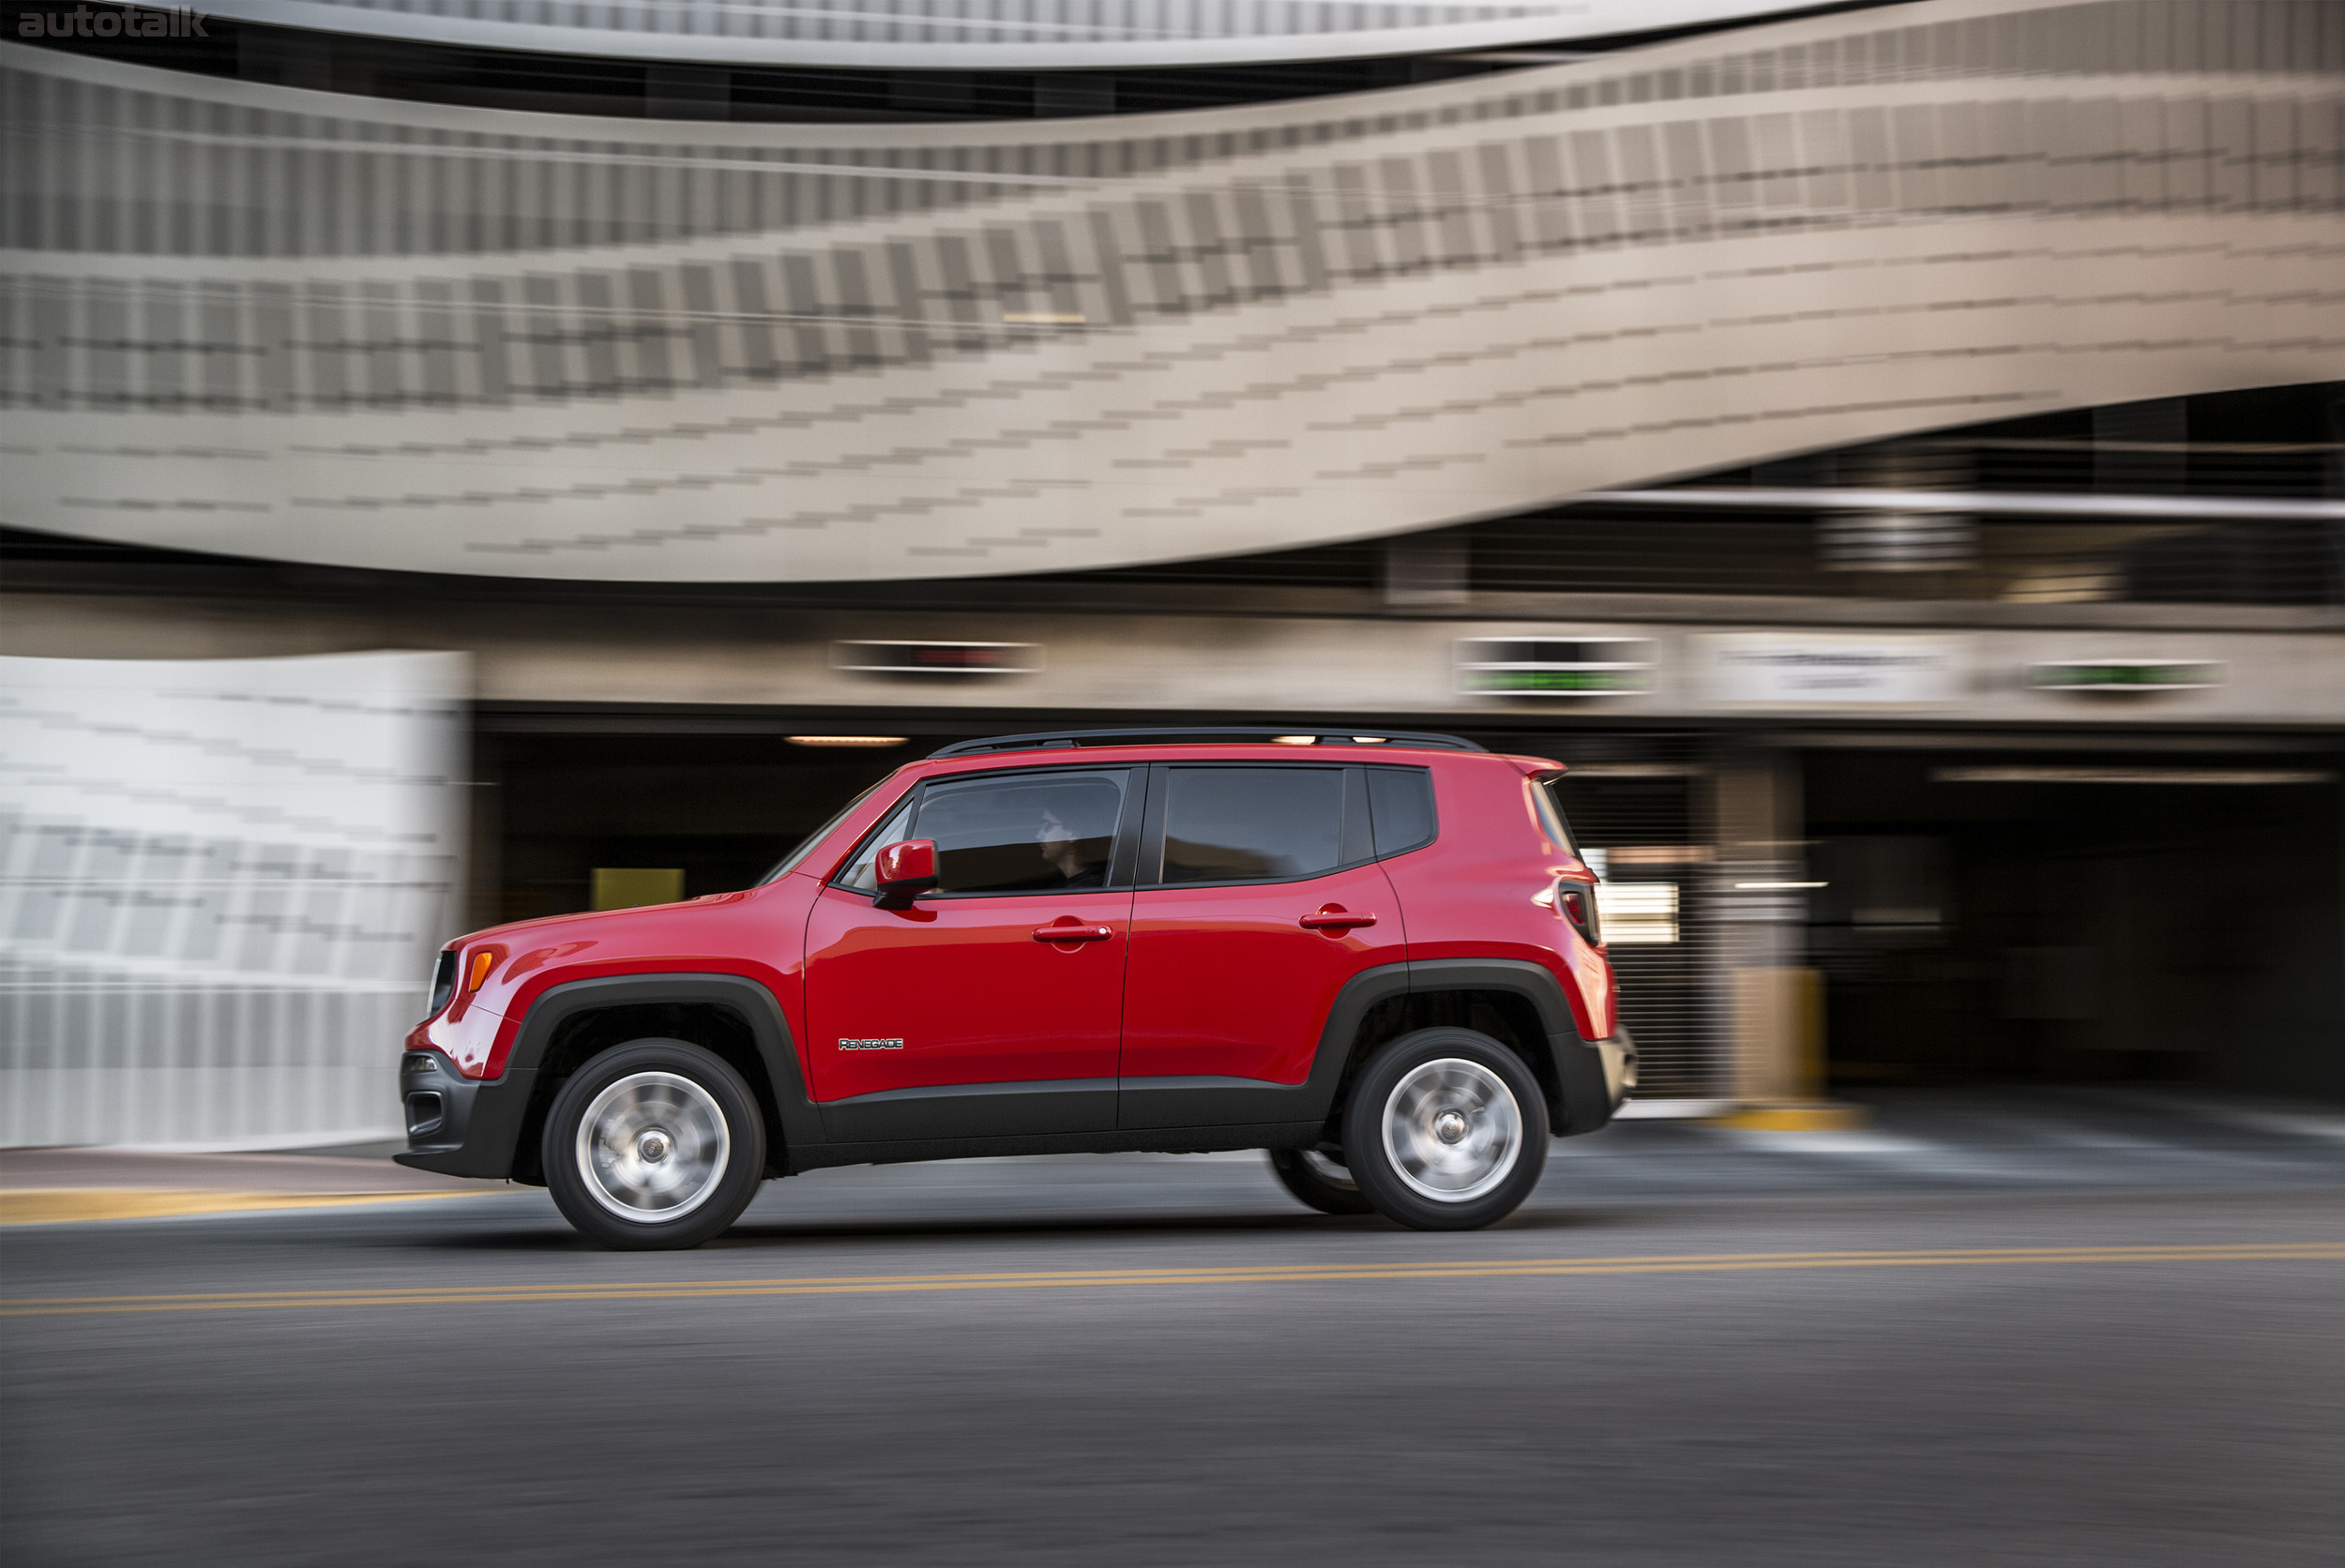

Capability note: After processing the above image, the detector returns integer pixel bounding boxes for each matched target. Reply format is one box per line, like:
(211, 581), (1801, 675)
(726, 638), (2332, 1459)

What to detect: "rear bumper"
(391, 1052), (536, 1180)
(1551, 1027), (1635, 1138)
(1596, 1026), (1639, 1108)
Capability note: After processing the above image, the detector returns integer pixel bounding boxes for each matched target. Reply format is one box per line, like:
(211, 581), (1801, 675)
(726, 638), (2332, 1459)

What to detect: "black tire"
(1340, 1027), (1549, 1231)
(1266, 1148), (1377, 1215)
(542, 1039), (767, 1250)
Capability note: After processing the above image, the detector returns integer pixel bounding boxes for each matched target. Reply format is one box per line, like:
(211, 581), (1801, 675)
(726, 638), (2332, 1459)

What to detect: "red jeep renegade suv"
(397, 729), (1636, 1248)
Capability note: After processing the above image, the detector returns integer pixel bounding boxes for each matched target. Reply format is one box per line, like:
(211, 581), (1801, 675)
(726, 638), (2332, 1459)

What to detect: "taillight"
(1558, 881), (1603, 946)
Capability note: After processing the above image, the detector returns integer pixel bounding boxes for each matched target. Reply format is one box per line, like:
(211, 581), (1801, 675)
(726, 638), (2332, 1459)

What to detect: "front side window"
(1159, 766), (1345, 883)
(914, 770), (1129, 895)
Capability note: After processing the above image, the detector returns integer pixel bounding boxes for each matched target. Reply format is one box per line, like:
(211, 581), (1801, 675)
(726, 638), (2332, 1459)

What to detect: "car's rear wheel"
(1340, 1028), (1549, 1230)
(542, 1039), (765, 1250)
(1266, 1148), (1376, 1215)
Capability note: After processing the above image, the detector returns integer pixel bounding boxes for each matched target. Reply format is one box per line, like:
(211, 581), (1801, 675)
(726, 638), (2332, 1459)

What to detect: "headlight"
(424, 949), (457, 1018)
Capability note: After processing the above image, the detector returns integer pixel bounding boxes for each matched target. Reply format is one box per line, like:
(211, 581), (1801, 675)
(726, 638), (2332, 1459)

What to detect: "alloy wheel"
(574, 1070), (732, 1222)
(1379, 1056), (1523, 1202)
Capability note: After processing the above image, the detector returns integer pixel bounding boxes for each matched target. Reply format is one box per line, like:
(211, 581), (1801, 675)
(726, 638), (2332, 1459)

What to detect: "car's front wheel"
(1340, 1028), (1549, 1230)
(542, 1039), (766, 1250)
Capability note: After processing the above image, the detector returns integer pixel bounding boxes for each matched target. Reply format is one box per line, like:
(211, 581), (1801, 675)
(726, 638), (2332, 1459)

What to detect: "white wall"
(0, 651), (468, 1148)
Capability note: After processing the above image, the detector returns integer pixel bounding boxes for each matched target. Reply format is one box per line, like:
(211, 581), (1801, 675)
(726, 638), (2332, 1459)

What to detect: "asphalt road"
(7, 1099), (2344, 1567)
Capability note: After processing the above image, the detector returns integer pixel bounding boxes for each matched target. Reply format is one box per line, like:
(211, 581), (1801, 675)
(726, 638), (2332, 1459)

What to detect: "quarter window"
(1366, 766), (1438, 857)
(914, 770), (1129, 895)
(1159, 766), (1345, 883)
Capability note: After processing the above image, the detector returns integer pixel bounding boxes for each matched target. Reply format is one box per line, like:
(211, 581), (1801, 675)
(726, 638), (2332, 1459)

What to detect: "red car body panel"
(1369, 753), (1613, 1043)
(1121, 861), (1405, 1085)
(408, 741), (1617, 1099)
(409, 880), (820, 1081)
(802, 882), (1131, 1098)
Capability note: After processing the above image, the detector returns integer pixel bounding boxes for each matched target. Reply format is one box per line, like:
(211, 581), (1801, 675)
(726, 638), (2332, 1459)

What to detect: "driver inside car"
(1035, 799), (1112, 889)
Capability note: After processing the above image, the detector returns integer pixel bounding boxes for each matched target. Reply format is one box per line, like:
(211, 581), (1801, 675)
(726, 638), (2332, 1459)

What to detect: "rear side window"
(915, 770), (1129, 894)
(1160, 766), (1344, 883)
(1366, 766), (1437, 857)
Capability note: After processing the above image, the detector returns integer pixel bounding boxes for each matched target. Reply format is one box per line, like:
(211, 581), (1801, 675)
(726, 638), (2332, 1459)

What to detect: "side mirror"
(874, 839), (939, 904)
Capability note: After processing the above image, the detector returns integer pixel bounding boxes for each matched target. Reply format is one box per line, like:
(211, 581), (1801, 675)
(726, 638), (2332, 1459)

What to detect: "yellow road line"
(0, 1189), (486, 1228)
(5, 1243), (2339, 1319)
(14, 1243), (2341, 1302)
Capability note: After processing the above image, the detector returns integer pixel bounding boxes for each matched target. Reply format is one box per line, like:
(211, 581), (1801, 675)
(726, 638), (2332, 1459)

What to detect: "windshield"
(757, 779), (890, 885)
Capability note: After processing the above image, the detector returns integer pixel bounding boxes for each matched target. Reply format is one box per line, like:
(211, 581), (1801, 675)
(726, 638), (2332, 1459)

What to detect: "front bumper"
(391, 1052), (537, 1180)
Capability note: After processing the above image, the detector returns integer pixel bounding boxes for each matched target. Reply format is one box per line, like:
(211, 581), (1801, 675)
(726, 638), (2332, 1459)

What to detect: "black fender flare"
(1309, 958), (1618, 1138)
(436, 973), (828, 1181)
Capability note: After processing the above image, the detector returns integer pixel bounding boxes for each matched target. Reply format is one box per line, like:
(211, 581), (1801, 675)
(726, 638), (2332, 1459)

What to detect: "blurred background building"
(3, 0), (2341, 1142)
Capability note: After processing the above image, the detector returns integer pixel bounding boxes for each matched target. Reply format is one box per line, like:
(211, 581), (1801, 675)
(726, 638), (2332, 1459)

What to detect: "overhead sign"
(831, 641), (1040, 677)
(2026, 660), (2223, 693)
(1456, 638), (1654, 698)
(1703, 635), (1962, 705)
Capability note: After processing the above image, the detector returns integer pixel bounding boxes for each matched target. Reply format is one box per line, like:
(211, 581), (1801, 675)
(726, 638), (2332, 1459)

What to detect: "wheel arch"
(500, 974), (825, 1184)
(1314, 959), (1616, 1140)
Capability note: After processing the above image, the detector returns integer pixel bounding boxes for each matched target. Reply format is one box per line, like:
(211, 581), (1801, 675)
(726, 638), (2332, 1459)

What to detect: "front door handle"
(1033, 920), (1114, 943)
(1299, 906), (1377, 931)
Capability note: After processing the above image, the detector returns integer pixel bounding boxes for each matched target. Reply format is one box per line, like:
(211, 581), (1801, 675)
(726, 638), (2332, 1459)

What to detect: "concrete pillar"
(1707, 743), (1830, 1111)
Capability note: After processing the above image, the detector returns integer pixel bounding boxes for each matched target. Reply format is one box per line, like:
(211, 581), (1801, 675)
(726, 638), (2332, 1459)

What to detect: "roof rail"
(930, 727), (1486, 759)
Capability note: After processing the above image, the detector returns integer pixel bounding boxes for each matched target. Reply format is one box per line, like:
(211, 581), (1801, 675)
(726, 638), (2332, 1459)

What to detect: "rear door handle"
(1033, 922), (1114, 942)
(1299, 907), (1377, 930)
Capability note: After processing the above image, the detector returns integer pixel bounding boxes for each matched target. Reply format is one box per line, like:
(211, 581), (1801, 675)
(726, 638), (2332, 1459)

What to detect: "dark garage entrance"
(465, 710), (2345, 1105)
(467, 708), (1732, 1093)
(471, 707), (996, 927)
(1804, 745), (2345, 1100)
